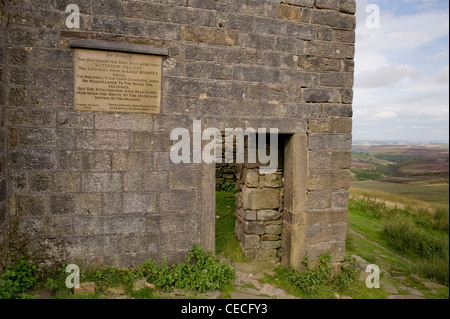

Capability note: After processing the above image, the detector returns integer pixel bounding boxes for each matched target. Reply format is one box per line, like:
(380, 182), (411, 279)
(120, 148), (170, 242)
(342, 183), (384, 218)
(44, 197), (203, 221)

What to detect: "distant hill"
(351, 144), (449, 183)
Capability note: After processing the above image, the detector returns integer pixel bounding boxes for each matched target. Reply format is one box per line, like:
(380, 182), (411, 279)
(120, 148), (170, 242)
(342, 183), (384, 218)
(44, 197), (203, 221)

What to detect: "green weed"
(0, 258), (39, 299)
(138, 244), (236, 293)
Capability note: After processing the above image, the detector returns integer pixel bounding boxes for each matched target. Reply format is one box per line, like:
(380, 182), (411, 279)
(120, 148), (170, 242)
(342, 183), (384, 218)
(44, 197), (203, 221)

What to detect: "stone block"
(160, 231), (198, 251)
(50, 194), (102, 216)
(315, 0), (339, 10)
(186, 61), (233, 80)
(306, 191), (332, 210)
(173, 6), (217, 27)
(257, 210), (281, 222)
(306, 241), (346, 264)
(59, 151), (112, 171)
(102, 193), (123, 215)
(317, 26), (333, 41)
(9, 150), (57, 171)
(16, 195), (48, 216)
(30, 172), (80, 192)
(82, 173), (122, 192)
(308, 134), (352, 151)
(41, 216), (75, 237)
(241, 234), (260, 250)
(319, 72), (354, 88)
(95, 113), (153, 131)
(93, 0), (125, 17)
(341, 88), (353, 104)
(119, 233), (157, 254)
(124, 1), (171, 21)
(169, 171), (200, 190)
(243, 168), (259, 188)
(158, 190), (197, 213)
(57, 111), (94, 129)
(306, 209), (348, 226)
(243, 221), (266, 235)
(297, 56), (341, 72)
(8, 87), (29, 107)
(332, 191), (350, 209)
(237, 209), (257, 221)
(8, 173), (28, 193)
(277, 3), (302, 22)
(160, 213), (198, 233)
(310, 9), (356, 29)
(73, 215), (147, 236)
(7, 27), (59, 48)
(123, 193), (156, 214)
(264, 174), (283, 188)
(339, 0), (356, 14)
(112, 151), (152, 171)
(242, 33), (276, 50)
(30, 87), (73, 109)
(76, 131), (129, 151)
(304, 88), (341, 103)
(261, 240), (282, 250)
(266, 224), (282, 235)
(74, 282), (96, 296)
(131, 131), (173, 151)
(124, 172), (167, 191)
(254, 249), (277, 261)
(306, 223), (348, 244)
(17, 128), (57, 149)
(333, 29), (355, 43)
(8, 109), (56, 127)
(242, 188), (281, 210)
(332, 151), (352, 169)
(182, 26), (240, 46)
(234, 65), (281, 84)
(307, 170), (351, 191)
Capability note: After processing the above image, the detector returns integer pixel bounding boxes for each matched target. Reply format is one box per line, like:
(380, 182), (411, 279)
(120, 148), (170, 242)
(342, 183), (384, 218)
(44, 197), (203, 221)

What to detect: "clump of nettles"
(0, 258), (39, 299)
(138, 244), (236, 293)
(288, 253), (359, 295)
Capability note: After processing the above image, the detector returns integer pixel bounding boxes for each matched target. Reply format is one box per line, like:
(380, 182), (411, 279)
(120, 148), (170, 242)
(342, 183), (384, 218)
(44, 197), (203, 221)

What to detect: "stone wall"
(216, 133), (237, 190)
(1, 1), (7, 270)
(235, 166), (284, 261)
(1, 0), (355, 270)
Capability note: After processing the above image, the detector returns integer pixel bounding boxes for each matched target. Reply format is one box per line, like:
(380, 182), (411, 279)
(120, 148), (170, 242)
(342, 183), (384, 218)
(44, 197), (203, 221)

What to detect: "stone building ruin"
(0, 0), (355, 272)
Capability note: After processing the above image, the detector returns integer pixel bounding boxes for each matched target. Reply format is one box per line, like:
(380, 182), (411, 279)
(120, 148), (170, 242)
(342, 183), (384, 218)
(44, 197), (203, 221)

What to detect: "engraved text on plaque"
(74, 49), (162, 114)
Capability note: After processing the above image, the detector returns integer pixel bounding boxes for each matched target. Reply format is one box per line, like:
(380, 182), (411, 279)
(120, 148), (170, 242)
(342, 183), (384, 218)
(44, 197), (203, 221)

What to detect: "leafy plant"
(0, 258), (39, 299)
(287, 253), (333, 295)
(332, 257), (360, 291)
(138, 244), (236, 293)
(220, 180), (237, 193)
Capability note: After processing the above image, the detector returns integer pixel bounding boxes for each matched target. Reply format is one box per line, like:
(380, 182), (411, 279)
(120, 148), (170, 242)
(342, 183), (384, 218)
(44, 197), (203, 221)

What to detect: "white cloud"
(353, 0), (449, 141)
(422, 65), (450, 85)
(356, 64), (422, 88)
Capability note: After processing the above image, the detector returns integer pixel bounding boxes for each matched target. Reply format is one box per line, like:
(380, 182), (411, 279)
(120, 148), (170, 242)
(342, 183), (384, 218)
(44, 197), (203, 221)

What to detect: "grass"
(348, 195), (449, 287)
(351, 183), (449, 207)
(215, 191), (247, 263)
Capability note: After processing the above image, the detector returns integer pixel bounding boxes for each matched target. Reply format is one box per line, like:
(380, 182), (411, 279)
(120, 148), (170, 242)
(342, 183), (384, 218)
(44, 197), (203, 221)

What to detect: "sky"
(353, 0), (449, 142)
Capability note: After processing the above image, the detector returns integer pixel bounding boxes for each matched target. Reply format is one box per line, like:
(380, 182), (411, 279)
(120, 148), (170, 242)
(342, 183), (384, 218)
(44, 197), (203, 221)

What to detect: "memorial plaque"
(74, 49), (162, 114)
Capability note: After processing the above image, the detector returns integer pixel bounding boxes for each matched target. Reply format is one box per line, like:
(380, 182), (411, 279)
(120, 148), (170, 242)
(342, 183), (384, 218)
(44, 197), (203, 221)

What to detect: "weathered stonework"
(0, 0), (355, 271)
(235, 163), (285, 261)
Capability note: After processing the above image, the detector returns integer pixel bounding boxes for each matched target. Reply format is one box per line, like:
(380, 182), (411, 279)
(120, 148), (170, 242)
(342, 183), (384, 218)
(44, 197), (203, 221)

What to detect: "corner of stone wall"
(0, 0), (8, 272)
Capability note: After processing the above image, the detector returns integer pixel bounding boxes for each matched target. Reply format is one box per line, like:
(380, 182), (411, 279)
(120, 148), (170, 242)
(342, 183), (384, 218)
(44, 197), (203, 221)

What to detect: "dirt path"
(349, 229), (415, 265)
(229, 261), (298, 299)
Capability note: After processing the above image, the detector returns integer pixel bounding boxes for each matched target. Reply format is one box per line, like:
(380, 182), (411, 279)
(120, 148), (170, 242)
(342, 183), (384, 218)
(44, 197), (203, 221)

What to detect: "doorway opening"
(214, 133), (288, 264)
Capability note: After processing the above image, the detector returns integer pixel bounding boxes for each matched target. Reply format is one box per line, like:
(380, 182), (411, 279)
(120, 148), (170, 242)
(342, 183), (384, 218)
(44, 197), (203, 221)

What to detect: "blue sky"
(353, 0), (449, 142)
